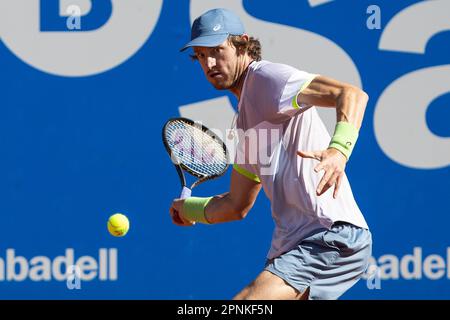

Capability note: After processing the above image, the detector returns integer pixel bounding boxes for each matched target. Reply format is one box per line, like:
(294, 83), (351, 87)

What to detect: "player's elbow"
(343, 85), (369, 104)
(237, 207), (251, 220)
(359, 88), (369, 104)
(231, 203), (252, 220)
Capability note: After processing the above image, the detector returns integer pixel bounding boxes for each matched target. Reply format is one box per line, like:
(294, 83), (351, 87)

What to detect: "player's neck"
(230, 57), (253, 101)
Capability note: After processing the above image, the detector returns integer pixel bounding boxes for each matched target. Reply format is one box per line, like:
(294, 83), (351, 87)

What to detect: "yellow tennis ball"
(107, 213), (130, 237)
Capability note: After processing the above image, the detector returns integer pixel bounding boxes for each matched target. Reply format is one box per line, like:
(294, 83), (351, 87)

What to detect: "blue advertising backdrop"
(0, 0), (449, 299)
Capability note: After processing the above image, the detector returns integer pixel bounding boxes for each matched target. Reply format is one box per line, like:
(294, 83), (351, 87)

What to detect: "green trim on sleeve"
(292, 94), (301, 109)
(292, 74), (318, 109)
(233, 164), (261, 183)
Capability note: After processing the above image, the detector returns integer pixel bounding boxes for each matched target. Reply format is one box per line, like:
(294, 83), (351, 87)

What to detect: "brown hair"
(228, 35), (262, 61)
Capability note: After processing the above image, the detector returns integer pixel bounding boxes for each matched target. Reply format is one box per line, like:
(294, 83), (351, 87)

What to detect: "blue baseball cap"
(180, 8), (245, 52)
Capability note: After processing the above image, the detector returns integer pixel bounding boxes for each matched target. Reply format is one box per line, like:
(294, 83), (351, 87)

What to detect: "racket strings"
(165, 120), (228, 177)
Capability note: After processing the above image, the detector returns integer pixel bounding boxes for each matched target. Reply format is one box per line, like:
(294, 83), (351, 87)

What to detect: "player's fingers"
(326, 170), (341, 194)
(173, 210), (193, 226)
(180, 216), (195, 226)
(297, 150), (321, 161)
(169, 206), (181, 224)
(174, 205), (195, 226)
(314, 162), (326, 173)
(172, 213), (184, 226)
(317, 168), (334, 195)
(170, 200), (179, 212)
(317, 166), (342, 196)
(170, 204), (191, 226)
(169, 205), (176, 219)
(333, 174), (343, 199)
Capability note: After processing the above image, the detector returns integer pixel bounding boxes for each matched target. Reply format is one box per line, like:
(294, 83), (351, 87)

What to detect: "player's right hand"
(297, 148), (346, 199)
(169, 199), (195, 227)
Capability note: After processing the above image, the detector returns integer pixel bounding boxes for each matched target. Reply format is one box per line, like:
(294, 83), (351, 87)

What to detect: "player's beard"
(209, 71), (235, 90)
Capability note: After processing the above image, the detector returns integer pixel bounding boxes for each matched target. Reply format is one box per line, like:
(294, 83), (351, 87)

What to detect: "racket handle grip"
(177, 187), (195, 225)
(179, 186), (192, 199)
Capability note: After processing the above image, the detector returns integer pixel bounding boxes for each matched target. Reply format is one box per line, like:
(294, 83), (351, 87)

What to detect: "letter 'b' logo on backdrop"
(0, 0), (163, 77)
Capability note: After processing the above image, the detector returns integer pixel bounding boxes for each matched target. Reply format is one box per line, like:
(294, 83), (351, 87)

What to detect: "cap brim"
(180, 33), (229, 52)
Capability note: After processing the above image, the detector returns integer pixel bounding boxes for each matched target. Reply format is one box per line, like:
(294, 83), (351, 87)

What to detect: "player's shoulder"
(249, 60), (300, 82)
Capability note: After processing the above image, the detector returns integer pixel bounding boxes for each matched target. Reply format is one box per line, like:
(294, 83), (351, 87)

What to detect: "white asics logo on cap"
(213, 24), (221, 31)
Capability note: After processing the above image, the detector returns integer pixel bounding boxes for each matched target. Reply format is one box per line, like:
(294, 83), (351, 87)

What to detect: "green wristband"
(183, 197), (213, 224)
(328, 121), (359, 160)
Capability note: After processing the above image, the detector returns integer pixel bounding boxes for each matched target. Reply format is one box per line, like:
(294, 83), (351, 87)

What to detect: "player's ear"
(240, 34), (249, 42)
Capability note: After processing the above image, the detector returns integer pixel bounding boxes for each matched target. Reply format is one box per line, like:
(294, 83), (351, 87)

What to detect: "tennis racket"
(162, 117), (230, 223)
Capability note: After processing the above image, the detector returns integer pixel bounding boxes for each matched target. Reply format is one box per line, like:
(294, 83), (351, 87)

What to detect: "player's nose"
(207, 56), (216, 69)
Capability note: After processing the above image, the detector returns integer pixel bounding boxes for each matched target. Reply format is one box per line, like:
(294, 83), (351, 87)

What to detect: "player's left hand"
(170, 199), (195, 227)
(297, 148), (347, 199)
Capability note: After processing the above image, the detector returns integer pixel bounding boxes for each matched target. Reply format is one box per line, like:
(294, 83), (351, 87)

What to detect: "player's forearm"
(298, 76), (369, 129)
(326, 86), (369, 160)
(335, 86), (369, 130)
(183, 170), (261, 224)
(204, 192), (249, 224)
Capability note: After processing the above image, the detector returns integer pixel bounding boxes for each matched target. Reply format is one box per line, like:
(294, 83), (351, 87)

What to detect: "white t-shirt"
(233, 60), (369, 259)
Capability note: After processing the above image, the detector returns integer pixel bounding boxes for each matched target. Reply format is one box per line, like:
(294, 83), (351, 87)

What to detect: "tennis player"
(170, 8), (372, 300)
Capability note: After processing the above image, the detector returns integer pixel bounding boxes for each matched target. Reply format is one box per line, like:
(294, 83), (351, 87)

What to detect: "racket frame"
(162, 117), (230, 192)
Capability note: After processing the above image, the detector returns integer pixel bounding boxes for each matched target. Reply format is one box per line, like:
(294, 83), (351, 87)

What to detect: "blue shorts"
(264, 222), (372, 300)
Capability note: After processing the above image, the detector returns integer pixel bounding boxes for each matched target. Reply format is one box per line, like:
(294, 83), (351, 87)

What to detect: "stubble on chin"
(211, 79), (233, 90)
